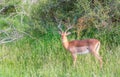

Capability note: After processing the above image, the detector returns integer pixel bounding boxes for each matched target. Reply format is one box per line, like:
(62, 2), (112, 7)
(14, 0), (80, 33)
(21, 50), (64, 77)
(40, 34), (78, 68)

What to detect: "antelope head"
(58, 21), (73, 39)
(58, 21), (73, 49)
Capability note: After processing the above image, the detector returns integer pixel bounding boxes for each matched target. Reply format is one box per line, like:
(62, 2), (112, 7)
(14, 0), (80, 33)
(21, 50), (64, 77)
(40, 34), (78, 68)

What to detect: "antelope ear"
(66, 32), (71, 35)
(58, 31), (62, 34)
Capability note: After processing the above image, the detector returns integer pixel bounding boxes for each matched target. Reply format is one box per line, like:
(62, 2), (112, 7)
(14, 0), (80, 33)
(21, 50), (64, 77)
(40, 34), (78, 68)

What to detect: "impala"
(58, 21), (103, 68)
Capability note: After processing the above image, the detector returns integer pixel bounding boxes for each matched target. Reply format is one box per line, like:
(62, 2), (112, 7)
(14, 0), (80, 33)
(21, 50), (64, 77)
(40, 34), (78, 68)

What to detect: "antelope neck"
(62, 37), (69, 49)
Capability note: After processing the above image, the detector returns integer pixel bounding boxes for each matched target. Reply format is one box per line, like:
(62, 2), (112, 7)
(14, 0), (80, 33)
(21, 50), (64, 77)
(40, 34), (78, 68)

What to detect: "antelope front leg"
(72, 54), (77, 67)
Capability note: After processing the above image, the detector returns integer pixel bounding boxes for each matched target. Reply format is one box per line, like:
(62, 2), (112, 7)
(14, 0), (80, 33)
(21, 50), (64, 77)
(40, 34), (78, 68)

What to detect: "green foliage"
(31, 0), (77, 23)
(0, 0), (120, 77)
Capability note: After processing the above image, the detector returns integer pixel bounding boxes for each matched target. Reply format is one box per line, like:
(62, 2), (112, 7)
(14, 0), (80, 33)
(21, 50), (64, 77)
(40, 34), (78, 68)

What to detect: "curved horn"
(58, 21), (63, 32)
(65, 18), (73, 32)
(65, 25), (73, 33)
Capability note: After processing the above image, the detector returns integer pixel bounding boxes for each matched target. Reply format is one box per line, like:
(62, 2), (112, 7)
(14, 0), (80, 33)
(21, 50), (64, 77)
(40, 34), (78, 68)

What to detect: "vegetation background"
(0, 0), (120, 77)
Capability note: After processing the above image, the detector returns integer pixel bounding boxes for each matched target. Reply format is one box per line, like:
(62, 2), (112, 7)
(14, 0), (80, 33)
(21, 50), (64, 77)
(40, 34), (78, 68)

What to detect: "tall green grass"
(0, 26), (120, 77)
(0, 0), (120, 77)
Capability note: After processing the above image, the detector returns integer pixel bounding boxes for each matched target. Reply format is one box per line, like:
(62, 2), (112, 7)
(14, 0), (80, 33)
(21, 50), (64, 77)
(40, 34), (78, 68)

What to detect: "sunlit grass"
(0, 32), (120, 77)
(0, 0), (120, 77)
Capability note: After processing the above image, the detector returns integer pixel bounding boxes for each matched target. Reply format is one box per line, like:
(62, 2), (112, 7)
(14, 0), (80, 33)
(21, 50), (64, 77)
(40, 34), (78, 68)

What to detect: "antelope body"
(58, 22), (103, 68)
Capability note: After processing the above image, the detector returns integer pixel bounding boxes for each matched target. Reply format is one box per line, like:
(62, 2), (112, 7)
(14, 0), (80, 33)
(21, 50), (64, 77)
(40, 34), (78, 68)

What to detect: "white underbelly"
(77, 49), (89, 54)
(69, 46), (90, 54)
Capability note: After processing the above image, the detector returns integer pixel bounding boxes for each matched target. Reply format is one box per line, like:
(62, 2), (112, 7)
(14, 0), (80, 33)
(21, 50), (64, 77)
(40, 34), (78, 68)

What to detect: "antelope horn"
(58, 21), (63, 32)
(65, 26), (73, 33)
(65, 18), (73, 32)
